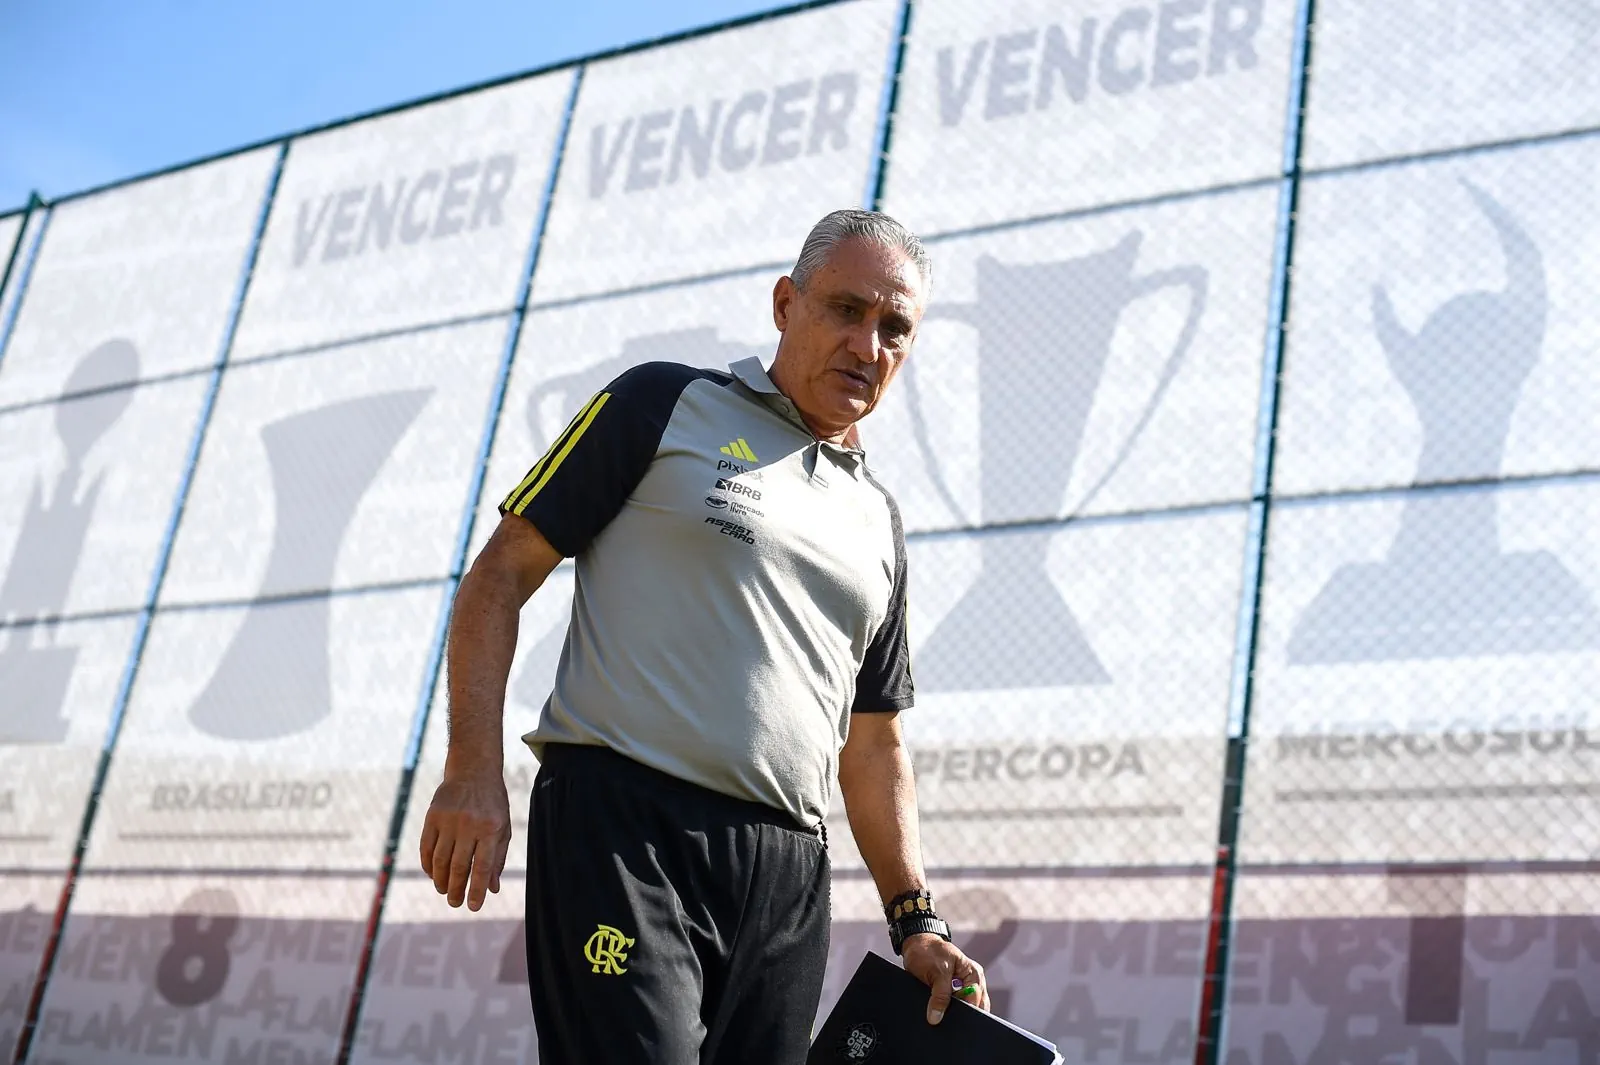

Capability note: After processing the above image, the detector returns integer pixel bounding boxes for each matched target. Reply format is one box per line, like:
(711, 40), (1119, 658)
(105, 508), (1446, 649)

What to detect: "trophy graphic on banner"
(511, 327), (760, 709)
(190, 389), (431, 740)
(1289, 182), (1600, 663)
(907, 235), (1208, 691)
(0, 339), (139, 744)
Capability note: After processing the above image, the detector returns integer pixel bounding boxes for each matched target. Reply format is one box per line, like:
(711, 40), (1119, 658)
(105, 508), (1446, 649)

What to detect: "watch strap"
(888, 915), (951, 956)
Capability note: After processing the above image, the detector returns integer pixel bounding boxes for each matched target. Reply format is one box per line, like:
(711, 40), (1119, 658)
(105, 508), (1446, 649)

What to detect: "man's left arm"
(841, 493), (988, 1024)
(838, 712), (989, 1024)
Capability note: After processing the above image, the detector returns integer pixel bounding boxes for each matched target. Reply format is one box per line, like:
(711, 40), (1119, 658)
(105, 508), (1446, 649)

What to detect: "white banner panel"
(162, 319), (508, 606)
(1, 614), (140, 868)
(1225, 872), (1600, 1064)
(400, 569), (572, 877)
(1275, 137), (1600, 497)
(852, 508), (1246, 871)
(349, 876), (534, 1065)
(532, 0), (898, 302)
(869, 184), (1275, 534)
(882, 0), (1297, 234)
(32, 873), (371, 1065)
(0, 152), (276, 409)
(84, 585), (447, 873)
(1238, 481), (1600, 866)
(0, 209), (46, 348)
(826, 874), (1214, 1061)
(0, 375), (209, 620)
(1303, 0), (1600, 171)
(232, 74), (573, 359)
(468, 272), (773, 565)
(1, 873), (62, 1062)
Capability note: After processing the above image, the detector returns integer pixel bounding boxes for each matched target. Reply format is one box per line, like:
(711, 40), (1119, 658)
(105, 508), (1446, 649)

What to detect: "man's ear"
(772, 275), (796, 332)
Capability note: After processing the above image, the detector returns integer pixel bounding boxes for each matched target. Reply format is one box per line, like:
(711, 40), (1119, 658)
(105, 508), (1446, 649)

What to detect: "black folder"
(809, 952), (1062, 1064)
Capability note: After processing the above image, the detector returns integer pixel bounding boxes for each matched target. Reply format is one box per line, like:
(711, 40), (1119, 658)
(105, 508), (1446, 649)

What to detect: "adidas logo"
(720, 438), (758, 463)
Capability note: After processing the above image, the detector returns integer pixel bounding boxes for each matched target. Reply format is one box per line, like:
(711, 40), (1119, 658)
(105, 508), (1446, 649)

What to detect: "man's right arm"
(419, 362), (699, 911)
(419, 513), (562, 912)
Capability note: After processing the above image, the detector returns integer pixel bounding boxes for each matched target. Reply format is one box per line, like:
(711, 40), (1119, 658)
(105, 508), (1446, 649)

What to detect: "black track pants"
(526, 742), (832, 1065)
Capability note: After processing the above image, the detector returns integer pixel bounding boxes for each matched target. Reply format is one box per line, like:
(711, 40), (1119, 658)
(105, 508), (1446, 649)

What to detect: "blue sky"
(0, 0), (793, 209)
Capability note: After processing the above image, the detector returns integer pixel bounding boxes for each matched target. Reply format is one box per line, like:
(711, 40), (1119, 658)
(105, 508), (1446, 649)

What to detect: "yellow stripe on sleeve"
(501, 391), (607, 512)
(509, 392), (613, 515)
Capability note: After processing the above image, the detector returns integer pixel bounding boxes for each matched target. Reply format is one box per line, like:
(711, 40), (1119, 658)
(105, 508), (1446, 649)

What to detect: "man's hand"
(902, 934), (988, 1024)
(419, 771), (511, 911)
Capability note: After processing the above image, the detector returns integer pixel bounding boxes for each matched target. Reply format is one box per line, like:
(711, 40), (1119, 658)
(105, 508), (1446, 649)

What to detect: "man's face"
(770, 237), (927, 441)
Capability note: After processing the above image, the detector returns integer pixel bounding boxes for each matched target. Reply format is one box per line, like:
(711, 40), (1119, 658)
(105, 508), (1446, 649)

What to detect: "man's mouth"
(835, 368), (872, 390)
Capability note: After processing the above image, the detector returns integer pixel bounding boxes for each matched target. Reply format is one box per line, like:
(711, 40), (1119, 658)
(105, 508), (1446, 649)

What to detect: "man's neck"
(768, 360), (854, 446)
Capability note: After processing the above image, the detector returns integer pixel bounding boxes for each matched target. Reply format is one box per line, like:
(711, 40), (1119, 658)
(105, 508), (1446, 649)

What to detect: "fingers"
(418, 820), (439, 877)
(925, 956), (955, 1025)
(431, 829), (457, 898)
(420, 781), (514, 909)
(447, 833), (476, 907)
(466, 836), (499, 911)
(955, 959), (990, 1012)
(489, 827), (510, 896)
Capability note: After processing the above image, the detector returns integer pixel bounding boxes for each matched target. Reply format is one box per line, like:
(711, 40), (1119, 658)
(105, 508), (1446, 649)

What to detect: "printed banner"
(1, 873), (65, 1062)
(1237, 480), (1600, 866)
(531, 0), (899, 302)
(1223, 871), (1600, 1064)
(0, 376), (209, 620)
(1, 614), (141, 863)
(31, 873), (373, 1065)
(0, 612), (139, 1061)
(868, 184), (1277, 535)
(232, 72), (573, 359)
(882, 0), (1297, 233)
(398, 569), (573, 876)
(82, 584), (448, 873)
(0, 209), (46, 345)
(468, 272), (774, 565)
(0, 151), (277, 408)
(349, 876), (533, 1065)
(824, 873), (1215, 1062)
(829, 508), (1247, 872)
(161, 318), (509, 606)
(1302, 0), (1600, 170)
(357, 569), (569, 1063)
(1275, 137), (1600, 497)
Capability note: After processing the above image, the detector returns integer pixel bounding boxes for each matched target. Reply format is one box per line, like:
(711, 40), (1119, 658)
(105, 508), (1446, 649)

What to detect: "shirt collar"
(728, 356), (866, 462)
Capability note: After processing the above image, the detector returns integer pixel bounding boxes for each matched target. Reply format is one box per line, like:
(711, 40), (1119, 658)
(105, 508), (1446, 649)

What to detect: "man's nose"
(848, 326), (881, 363)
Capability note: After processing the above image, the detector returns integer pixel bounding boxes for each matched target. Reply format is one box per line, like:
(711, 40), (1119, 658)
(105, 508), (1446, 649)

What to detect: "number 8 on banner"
(155, 889), (241, 1008)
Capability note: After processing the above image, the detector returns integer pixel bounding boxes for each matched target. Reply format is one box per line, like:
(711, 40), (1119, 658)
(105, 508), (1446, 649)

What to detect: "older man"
(420, 209), (987, 1064)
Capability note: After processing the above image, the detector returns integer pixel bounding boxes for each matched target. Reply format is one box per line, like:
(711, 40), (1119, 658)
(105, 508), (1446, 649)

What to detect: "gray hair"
(791, 209), (932, 293)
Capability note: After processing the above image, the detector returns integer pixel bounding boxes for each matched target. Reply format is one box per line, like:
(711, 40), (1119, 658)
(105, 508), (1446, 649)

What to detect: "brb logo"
(936, 0), (1265, 126)
(586, 73), (859, 197)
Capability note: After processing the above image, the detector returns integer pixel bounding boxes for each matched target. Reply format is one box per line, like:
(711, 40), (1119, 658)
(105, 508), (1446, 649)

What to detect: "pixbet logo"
(935, 0), (1265, 126)
(587, 72), (859, 197)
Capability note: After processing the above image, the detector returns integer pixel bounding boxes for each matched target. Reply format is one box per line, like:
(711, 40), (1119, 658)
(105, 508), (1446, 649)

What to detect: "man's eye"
(834, 303), (861, 319)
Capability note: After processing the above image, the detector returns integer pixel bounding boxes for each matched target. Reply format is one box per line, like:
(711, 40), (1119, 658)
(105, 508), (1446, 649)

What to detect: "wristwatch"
(888, 914), (952, 956)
